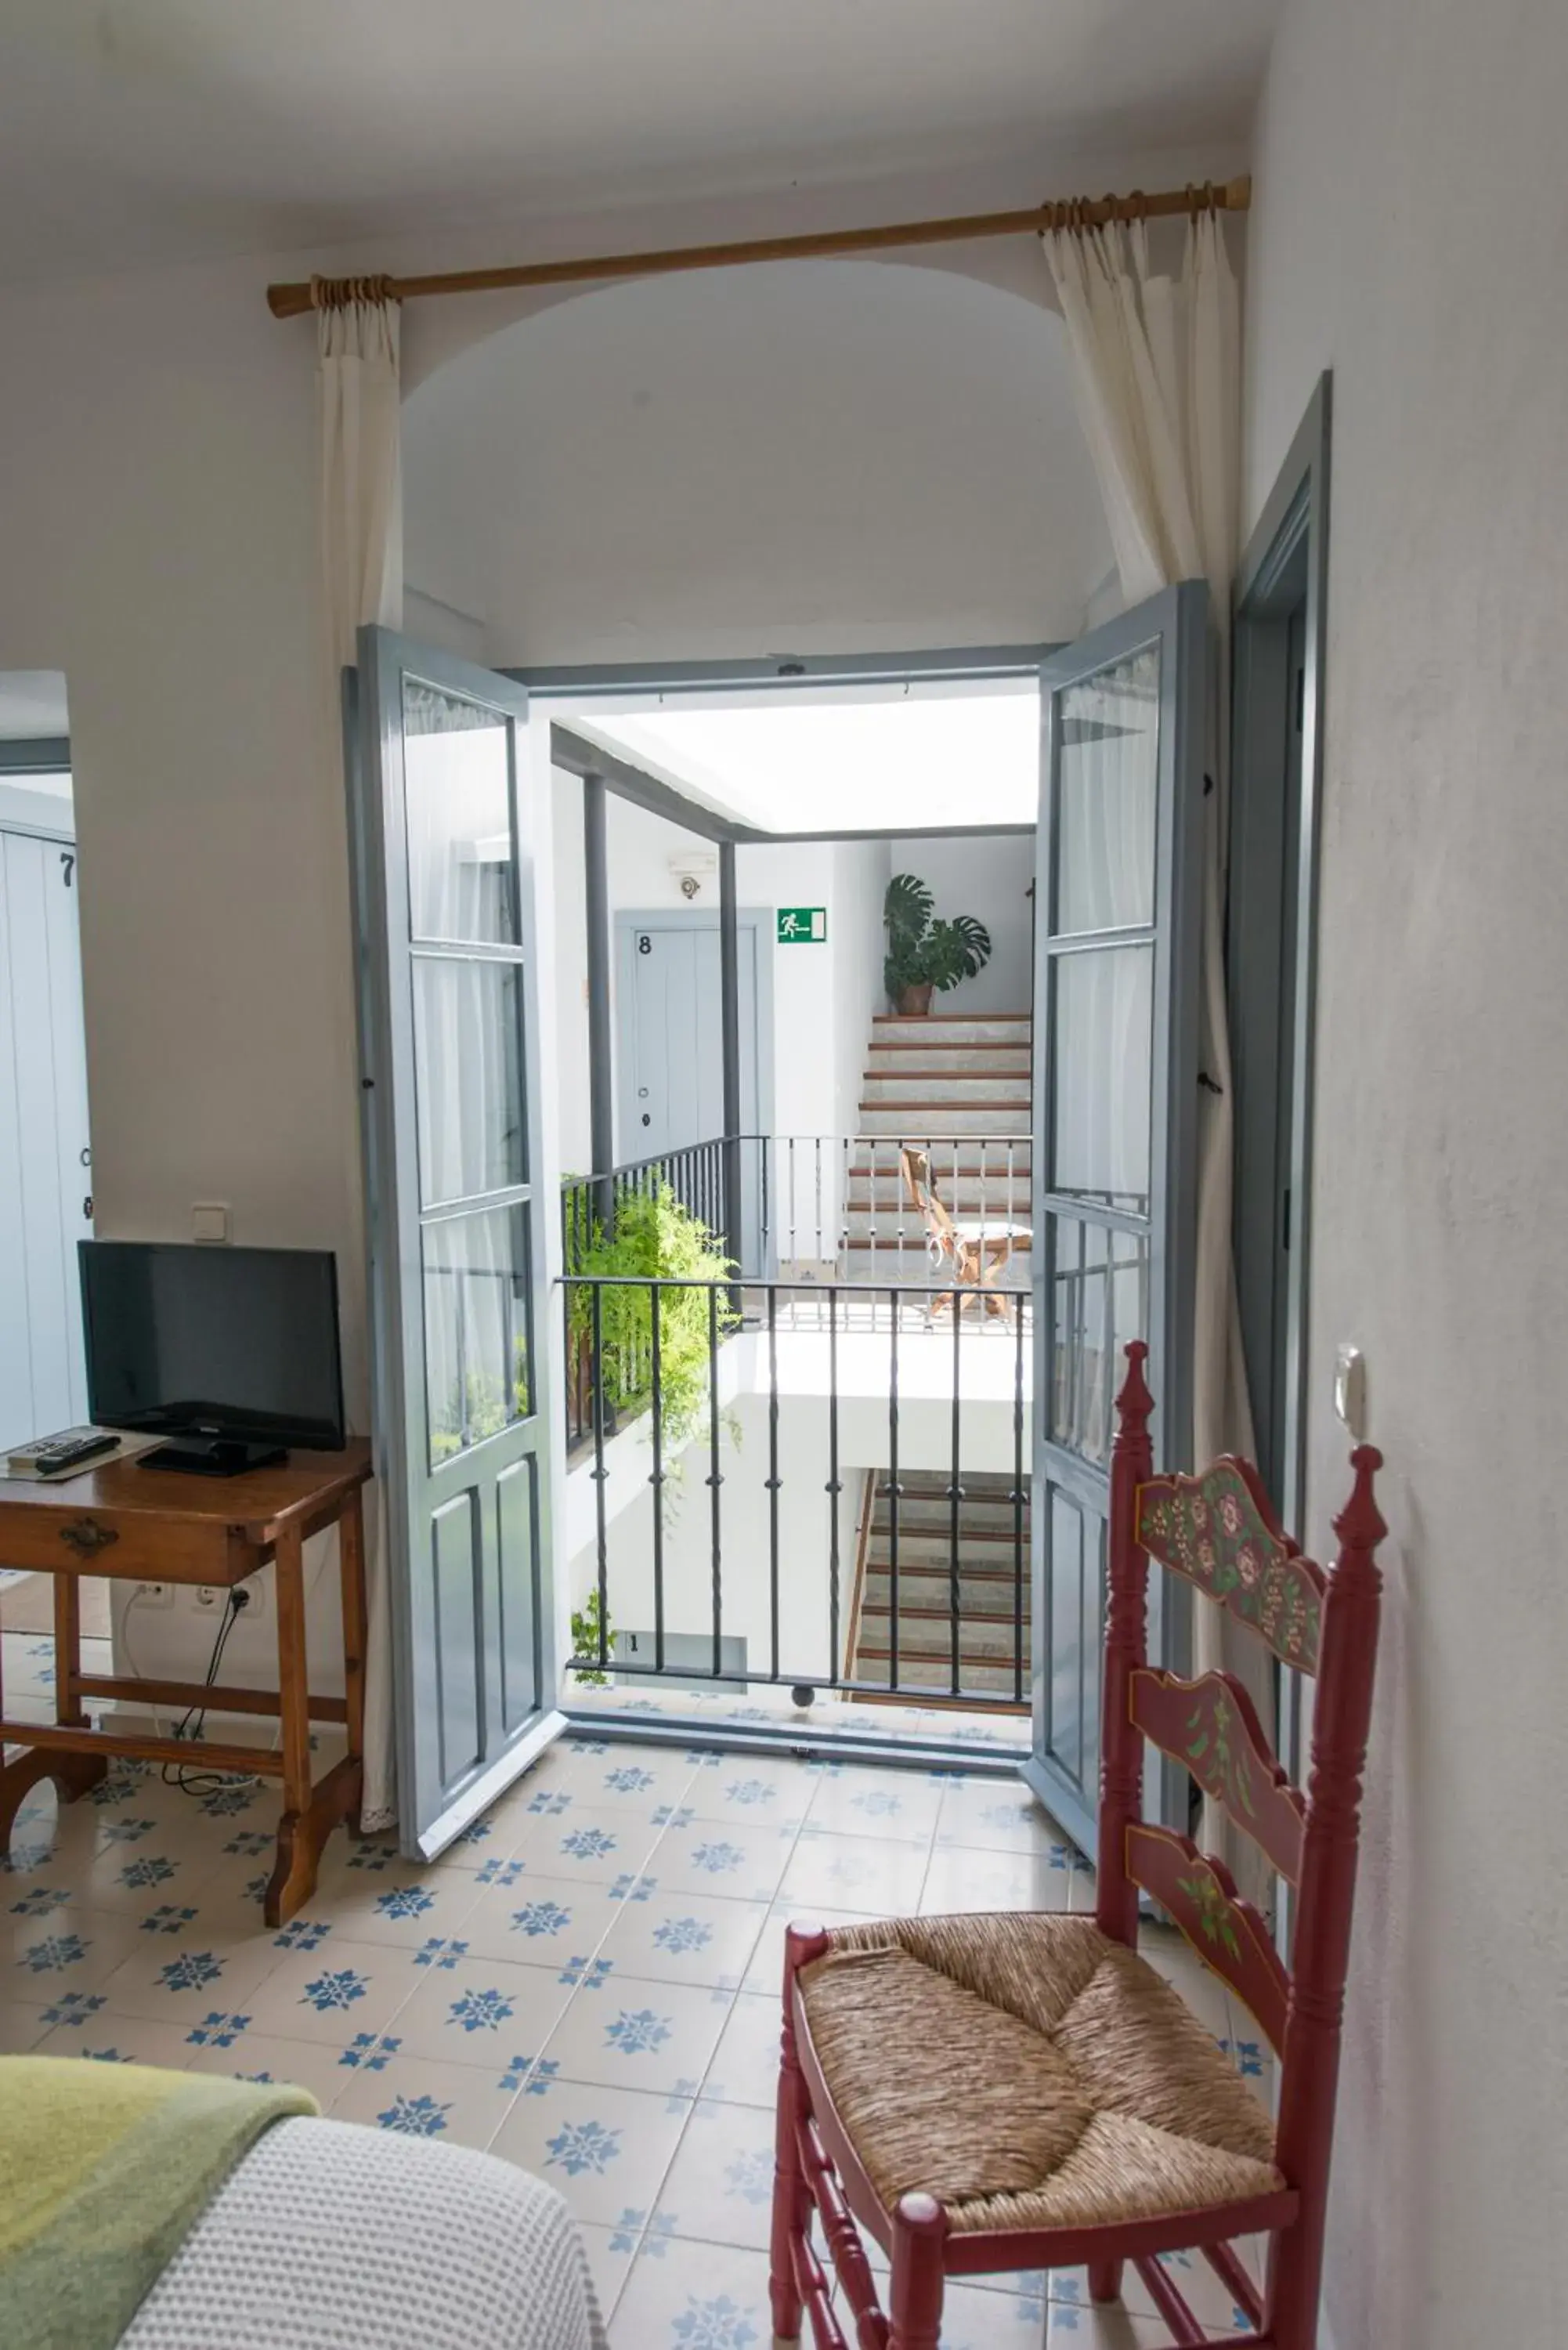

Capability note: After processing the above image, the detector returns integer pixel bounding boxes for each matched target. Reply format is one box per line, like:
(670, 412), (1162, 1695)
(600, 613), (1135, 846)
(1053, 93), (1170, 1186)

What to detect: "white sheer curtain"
(316, 277), (403, 1831)
(1042, 212), (1267, 1886)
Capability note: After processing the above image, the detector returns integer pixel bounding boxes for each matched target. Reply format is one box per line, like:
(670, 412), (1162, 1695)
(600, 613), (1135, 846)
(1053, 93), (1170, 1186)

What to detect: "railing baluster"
(591, 1280), (609, 1680)
(814, 1133), (823, 1267)
(888, 1286), (900, 1694)
(650, 1277), (665, 1676)
(827, 1286), (841, 1683)
(707, 1282), (724, 1683)
(950, 1279), (963, 1700)
(767, 1285), (781, 1683)
(1013, 1287), (1027, 1706)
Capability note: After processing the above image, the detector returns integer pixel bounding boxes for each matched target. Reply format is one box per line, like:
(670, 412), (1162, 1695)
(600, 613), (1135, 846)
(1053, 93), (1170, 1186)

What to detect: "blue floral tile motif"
(721, 1781), (778, 1810)
(377, 2092), (450, 2137)
(346, 1841), (399, 1873)
(609, 1874), (654, 1903)
(78, 2048), (134, 2063)
(721, 2147), (774, 2206)
(572, 1740), (609, 1756)
(40, 1990), (106, 2027)
(602, 1766), (656, 1795)
(664, 2078), (703, 2113)
(652, 1806), (693, 1829)
(197, 1785), (257, 1819)
(475, 1858), (526, 1889)
(559, 1827), (616, 1862)
(652, 1915), (714, 1957)
(119, 1856), (178, 1890)
(546, 2117), (623, 2176)
(89, 1770), (147, 1808)
(98, 1818), (157, 1847)
(605, 2007), (671, 2057)
(185, 2011), (252, 2048)
(558, 1955), (613, 1990)
(140, 1905), (201, 1936)
(638, 2212), (679, 2258)
(1054, 2272), (1082, 2330)
(241, 1875), (271, 1907)
(497, 2053), (537, 2095)
(9, 1885), (68, 1918)
(607, 2207), (649, 2254)
(848, 1789), (905, 1820)
(1, 1843), (53, 1876)
(447, 1986), (515, 2034)
(223, 1829), (273, 1857)
(273, 1917), (331, 1951)
(237, 2070), (276, 2084)
(1233, 2038), (1266, 2078)
(510, 1900), (571, 1940)
(299, 1967), (369, 2013)
(452, 1818), (494, 1849)
(338, 2032), (401, 2071)
(526, 1790), (572, 1816)
(688, 1842), (745, 1877)
(670, 2292), (759, 2346)
(374, 1885), (435, 1922)
(157, 1950), (223, 1993)
(413, 1937), (468, 1970)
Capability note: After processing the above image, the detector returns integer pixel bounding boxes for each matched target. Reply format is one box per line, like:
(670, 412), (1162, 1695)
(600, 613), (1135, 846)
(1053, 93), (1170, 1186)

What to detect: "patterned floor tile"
(459, 1872), (624, 1969)
(777, 1830), (929, 1916)
(919, 1842), (1075, 1917)
(96, 1929), (284, 2025)
(649, 1818), (800, 1907)
(801, 1762), (946, 1844)
(511, 1804), (668, 1885)
(654, 2098), (777, 2251)
(702, 1990), (782, 2109)
(491, 2073), (692, 2229)
(288, 1865), (481, 1950)
(541, 1971), (729, 2096)
(236, 1936), (408, 2045)
(330, 2048), (514, 2149)
(597, 1889), (769, 1991)
(389, 1950), (575, 2070)
(183, 2028), (352, 2101)
(2, 1906), (145, 1990)
(575, 2223), (639, 2325)
(935, 1775), (1064, 1853)
(682, 1759), (817, 1832)
(611, 2236), (773, 2350)
(739, 1904), (888, 1998)
(558, 1742), (701, 1807)
(0, 1997), (56, 2052)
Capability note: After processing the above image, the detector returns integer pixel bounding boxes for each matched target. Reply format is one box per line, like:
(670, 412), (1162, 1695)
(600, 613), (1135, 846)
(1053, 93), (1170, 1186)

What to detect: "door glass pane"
(403, 680), (517, 944)
(1048, 1488), (1084, 1781)
(1047, 1213), (1150, 1464)
(1057, 644), (1160, 934)
(423, 1205), (533, 1467)
(1052, 945), (1153, 1207)
(413, 956), (526, 1205)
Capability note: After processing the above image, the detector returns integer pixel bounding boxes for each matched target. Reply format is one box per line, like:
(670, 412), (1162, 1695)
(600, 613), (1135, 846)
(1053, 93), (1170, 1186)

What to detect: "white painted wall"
(1245, 5), (1568, 2344)
(889, 833), (1036, 1015)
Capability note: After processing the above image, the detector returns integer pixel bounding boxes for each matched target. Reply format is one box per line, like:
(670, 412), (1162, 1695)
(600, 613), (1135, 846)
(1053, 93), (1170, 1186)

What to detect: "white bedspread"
(119, 2117), (609, 2350)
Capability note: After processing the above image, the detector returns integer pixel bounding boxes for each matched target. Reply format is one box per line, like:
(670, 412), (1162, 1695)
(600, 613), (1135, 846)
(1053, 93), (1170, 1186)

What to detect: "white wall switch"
(192, 1202), (229, 1243)
(1335, 1345), (1367, 1440)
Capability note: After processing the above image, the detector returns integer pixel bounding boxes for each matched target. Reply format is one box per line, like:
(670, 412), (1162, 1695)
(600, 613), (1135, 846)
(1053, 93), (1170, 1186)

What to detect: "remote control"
(32, 1432), (121, 1474)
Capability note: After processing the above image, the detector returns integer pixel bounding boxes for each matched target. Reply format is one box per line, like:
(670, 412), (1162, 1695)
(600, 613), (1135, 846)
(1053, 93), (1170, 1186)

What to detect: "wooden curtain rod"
(266, 172), (1250, 318)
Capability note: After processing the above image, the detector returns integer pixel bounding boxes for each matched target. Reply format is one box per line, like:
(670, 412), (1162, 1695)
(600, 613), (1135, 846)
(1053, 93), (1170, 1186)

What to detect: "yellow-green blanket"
(0, 2056), (316, 2350)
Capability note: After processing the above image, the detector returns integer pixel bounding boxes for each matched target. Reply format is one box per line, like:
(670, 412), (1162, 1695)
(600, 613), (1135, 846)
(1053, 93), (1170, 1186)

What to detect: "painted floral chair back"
(1100, 1340), (1386, 2340)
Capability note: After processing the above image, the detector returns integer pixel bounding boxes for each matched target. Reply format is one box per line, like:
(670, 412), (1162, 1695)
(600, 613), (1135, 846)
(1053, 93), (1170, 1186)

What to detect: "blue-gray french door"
(350, 628), (561, 1860)
(1024, 583), (1206, 1856)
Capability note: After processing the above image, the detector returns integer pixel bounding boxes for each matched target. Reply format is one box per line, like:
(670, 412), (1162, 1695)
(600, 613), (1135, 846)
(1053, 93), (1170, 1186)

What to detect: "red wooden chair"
(768, 1339), (1385, 2349)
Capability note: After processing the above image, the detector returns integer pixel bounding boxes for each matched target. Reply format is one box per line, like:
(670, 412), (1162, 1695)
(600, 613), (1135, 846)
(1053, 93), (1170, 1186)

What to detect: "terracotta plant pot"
(895, 982), (934, 1016)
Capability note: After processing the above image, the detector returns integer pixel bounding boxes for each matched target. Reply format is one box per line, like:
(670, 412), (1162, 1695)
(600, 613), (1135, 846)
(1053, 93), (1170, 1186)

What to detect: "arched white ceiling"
(403, 257), (1115, 665)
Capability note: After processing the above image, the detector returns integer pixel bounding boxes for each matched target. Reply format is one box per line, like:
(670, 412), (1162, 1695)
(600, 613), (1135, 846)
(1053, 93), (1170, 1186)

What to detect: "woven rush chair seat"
(799, 1911), (1281, 2235)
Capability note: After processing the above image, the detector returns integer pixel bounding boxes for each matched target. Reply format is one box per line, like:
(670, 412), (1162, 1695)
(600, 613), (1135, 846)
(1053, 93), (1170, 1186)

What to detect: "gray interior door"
(350, 628), (562, 1860)
(1024, 582), (1206, 1856)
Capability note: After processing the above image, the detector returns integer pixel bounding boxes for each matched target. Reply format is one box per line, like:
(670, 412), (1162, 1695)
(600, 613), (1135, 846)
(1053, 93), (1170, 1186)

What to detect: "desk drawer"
(0, 1506), (249, 1583)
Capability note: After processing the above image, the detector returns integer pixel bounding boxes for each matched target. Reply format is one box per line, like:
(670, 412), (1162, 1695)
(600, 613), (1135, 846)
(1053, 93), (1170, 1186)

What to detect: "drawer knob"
(58, 1517), (119, 1559)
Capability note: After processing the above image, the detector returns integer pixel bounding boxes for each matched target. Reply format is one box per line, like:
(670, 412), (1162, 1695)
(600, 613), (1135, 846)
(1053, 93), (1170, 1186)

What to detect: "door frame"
(1230, 372), (1331, 1539)
(612, 905), (775, 1167)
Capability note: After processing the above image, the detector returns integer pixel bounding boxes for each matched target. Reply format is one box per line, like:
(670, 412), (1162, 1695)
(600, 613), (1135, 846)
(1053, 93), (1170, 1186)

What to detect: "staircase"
(841, 1010), (1033, 1282)
(849, 1469), (1031, 1702)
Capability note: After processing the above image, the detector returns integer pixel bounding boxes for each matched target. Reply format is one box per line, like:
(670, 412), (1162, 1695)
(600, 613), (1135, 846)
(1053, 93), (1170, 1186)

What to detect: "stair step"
(866, 1531), (1027, 1566)
(873, 1014), (1031, 1047)
(859, 1603), (1027, 1654)
(861, 1076), (1032, 1105)
(854, 1650), (1025, 1694)
(857, 1105), (1031, 1136)
(867, 1049), (1032, 1077)
(869, 1496), (1029, 1530)
(862, 1576), (1030, 1618)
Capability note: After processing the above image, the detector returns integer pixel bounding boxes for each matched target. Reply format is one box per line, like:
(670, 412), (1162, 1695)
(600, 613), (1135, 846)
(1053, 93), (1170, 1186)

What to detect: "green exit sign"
(777, 906), (827, 944)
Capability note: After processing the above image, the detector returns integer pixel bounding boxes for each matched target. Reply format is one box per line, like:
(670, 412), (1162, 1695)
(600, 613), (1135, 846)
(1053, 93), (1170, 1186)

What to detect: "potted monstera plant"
(883, 873), (992, 1015)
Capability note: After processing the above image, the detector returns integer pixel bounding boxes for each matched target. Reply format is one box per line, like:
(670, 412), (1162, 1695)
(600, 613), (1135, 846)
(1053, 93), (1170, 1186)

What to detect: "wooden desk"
(0, 1441), (372, 1925)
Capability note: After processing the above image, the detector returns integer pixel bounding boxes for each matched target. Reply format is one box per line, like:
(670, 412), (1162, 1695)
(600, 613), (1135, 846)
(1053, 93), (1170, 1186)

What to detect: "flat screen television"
(79, 1241), (345, 1475)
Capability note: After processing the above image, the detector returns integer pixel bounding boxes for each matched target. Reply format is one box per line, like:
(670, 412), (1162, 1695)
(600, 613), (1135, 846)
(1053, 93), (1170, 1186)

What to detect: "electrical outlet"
(194, 1585), (221, 1609)
(237, 1574), (266, 1622)
(135, 1581), (173, 1608)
